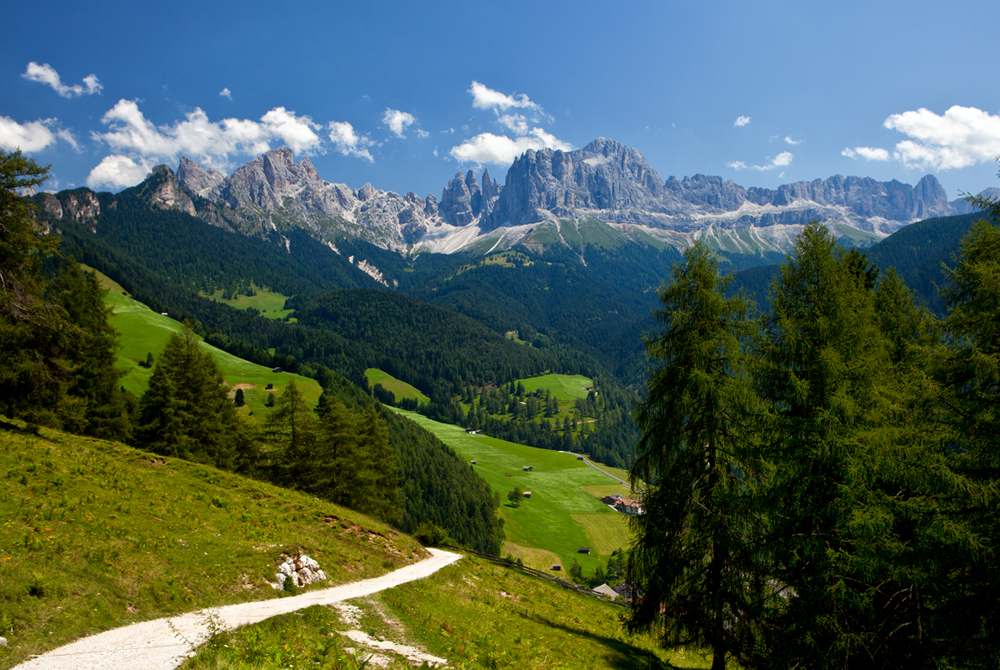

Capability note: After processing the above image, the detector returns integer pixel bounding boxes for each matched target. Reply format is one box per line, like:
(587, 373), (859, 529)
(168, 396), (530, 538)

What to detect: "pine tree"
(48, 261), (132, 441)
(0, 149), (75, 427)
(936, 211), (1000, 667)
(626, 242), (764, 670)
(136, 328), (246, 469)
(753, 222), (973, 668)
(265, 380), (318, 486)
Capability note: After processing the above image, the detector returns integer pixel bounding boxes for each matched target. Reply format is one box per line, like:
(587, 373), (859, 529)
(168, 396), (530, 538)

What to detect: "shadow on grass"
(516, 610), (706, 670)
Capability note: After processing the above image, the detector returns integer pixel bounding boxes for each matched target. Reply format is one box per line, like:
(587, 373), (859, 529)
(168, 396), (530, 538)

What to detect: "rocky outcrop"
(147, 165), (197, 216)
(176, 156), (225, 200)
(485, 138), (668, 231)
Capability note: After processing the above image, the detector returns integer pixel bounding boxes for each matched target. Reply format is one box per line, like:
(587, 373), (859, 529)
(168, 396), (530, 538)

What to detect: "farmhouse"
(523, 491), (531, 498)
(593, 583), (619, 601)
(522, 466), (532, 472)
(578, 547), (591, 554)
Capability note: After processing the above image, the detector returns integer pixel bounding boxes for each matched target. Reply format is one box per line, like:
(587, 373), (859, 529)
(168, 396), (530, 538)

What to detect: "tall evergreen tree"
(626, 242), (765, 670)
(0, 149), (74, 427)
(265, 379), (318, 486)
(753, 222), (974, 668)
(48, 261), (132, 441)
(937, 209), (1000, 667)
(136, 328), (247, 469)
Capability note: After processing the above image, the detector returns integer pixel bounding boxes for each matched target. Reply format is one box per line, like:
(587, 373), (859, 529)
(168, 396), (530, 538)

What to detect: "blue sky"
(3, 1), (998, 202)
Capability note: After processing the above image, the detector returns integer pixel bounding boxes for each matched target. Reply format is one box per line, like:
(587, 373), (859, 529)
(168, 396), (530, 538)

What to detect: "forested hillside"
(4, 150), (504, 554)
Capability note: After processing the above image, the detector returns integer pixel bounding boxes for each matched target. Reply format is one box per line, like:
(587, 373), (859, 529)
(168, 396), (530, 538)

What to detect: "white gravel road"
(12, 548), (461, 670)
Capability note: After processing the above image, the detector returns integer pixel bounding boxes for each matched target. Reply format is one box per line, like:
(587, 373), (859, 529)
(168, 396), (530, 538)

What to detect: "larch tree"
(753, 222), (975, 668)
(626, 242), (765, 670)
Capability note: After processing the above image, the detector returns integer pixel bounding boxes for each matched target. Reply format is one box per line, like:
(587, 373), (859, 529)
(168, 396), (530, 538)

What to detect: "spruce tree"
(626, 242), (764, 670)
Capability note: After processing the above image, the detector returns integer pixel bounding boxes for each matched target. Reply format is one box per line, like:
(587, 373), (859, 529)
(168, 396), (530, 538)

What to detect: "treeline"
(375, 373), (639, 468)
(628, 214), (1000, 669)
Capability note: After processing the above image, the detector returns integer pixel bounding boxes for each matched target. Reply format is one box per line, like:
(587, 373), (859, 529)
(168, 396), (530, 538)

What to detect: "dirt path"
(13, 549), (462, 670)
(571, 452), (632, 490)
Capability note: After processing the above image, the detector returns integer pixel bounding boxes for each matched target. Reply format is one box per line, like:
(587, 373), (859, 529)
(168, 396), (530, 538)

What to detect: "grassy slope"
(517, 373), (594, 401)
(0, 419), (425, 670)
(201, 285), (295, 321)
(181, 556), (711, 669)
(389, 409), (632, 573)
(365, 368), (430, 403)
(104, 286), (321, 420)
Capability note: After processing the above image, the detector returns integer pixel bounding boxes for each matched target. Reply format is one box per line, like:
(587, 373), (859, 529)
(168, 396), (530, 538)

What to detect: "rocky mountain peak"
(176, 156), (225, 200)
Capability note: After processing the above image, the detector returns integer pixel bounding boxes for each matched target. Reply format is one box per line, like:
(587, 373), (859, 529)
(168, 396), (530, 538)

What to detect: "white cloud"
(87, 154), (153, 190)
(728, 151), (794, 172)
(382, 109), (416, 138)
(882, 105), (1000, 170)
(469, 81), (540, 112)
(449, 128), (573, 165)
(784, 136), (803, 145)
(842, 146), (890, 161)
(92, 99), (323, 173)
(0, 116), (56, 152)
(416, 129), (430, 139)
(260, 107), (323, 153)
(0, 116), (80, 153)
(499, 113), (529, 135)
(734, 115), (751, 127)
(328, 121), (373, 162)
(23, 62), (102, 98)
(220, 88), (232, 100)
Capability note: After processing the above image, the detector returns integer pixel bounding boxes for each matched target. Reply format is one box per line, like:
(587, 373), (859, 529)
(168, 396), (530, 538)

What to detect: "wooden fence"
(463, 549), (629, 608)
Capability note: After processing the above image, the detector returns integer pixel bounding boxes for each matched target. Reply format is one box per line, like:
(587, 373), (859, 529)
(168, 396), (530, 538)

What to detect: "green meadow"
(389, 409), (632, 574)
(101, 280), (321, 420)
(365, 368), (430, 403)
(517, 372), (594, 401)
(201, 285), (295, 321)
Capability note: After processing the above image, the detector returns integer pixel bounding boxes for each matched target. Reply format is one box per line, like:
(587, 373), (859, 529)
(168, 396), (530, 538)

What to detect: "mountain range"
(70, 137), (991, 261)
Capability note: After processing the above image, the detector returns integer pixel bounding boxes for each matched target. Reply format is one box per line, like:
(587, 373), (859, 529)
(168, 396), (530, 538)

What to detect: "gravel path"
(13, 548), (462, 670)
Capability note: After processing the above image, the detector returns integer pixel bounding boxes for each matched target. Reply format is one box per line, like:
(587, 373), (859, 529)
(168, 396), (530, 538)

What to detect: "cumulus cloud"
(499, 113), (529, 135)
(0, 116), (79, 152)
(382, 109), (416, 137)
(220, 87), (232, 100)
(469, 81), (540, 112)
(92, 99), (322, 169)
(841, 146), (890, 161)
(843, 106), (1000, 171)
(328, 121), (373, 162)
(784, 136), (803, 145)
(734, 115), (751, 127)
(0, 116), (56, 152)
(87, 155), (153, 190)
(728, 151), (794, 172)
(882, 105), (1000, 170)
(23, 62), (102, 98)
(450, 128), (573, 165)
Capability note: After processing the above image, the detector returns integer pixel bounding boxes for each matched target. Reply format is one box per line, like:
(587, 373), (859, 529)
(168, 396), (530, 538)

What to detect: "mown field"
(100, 278), (321, 420)
(365, 368), (430, 403)
(517, 373), (594, 401)
(389, 409), (633, 575)
(0, 418), (425, 670)
(201, 285), (295, 320)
